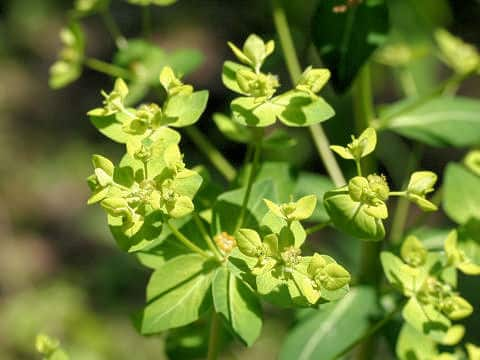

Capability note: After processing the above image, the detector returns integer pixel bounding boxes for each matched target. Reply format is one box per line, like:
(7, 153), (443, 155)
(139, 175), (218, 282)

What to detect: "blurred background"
(1, 0), (480, 359)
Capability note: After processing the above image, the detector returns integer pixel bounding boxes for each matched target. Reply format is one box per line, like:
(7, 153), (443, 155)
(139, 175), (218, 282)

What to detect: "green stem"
(235, 135), (263, 233)
(271, 0), (345, 187)
(166, 220), (211, 258)
(207, 311), (221, 360)
(353, 64), (382, 360)
(389, 145), (423, 245)
(101, 10), (128, 49)
(355, 159), (362, 177)
(142, 5), (152, 38)
(193, 212), (223, 261)
(305, 221), (331, 235)
(184, 126), (237, 182)
(389, 191), (407, 197)
(84, 58), (132, 80)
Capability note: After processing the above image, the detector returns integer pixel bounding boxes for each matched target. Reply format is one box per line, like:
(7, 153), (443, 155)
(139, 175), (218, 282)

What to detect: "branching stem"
(166, 220), (210, 259)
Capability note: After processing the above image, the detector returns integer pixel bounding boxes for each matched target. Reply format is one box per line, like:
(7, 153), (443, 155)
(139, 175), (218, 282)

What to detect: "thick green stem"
(193, 212), (223, 261)
(101, 10), (128, 49)
(184, 126), (237, 182)
(353, 64), (383, 359)
(271, 0), (345, 187)
(235, 135), (263, 233)
(84, 58), (132, 79)
(166, 220), (210, 258)
(207, 311), (221, 360)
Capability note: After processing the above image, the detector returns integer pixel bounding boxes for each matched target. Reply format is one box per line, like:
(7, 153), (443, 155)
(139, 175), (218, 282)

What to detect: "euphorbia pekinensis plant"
(43, 0), (480, 359)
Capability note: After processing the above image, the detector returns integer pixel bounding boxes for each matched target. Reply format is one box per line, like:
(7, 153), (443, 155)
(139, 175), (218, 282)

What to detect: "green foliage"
(279, 287), (380, 360)
(382, 230), (478, 350)
(48, 1), (480, 358)
(381, 97), (480, 147)
(138, 254), (216, 334)
(312, 0), (389, 92)
(326, 128), (438, 240)
(212, 267), (262, 346)
(235, 199), (350, 307)
(443, 163), (480, 224)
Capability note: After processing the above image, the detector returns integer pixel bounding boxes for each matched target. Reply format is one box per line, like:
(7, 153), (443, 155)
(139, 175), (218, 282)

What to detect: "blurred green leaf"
(312, 0), (389, 92)
(382, 97), (480, 147)
(139, 254), (217, 334)
(279, 286), (379, 360)
(212, 267), (262, 346)
(113, 40), (203, 105)
(443, 163), (480, 224)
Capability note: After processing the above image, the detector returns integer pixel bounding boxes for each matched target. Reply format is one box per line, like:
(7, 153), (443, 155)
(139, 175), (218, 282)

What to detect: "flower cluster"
(382, 230), (480, 348)
(222, 35), (335, 127)
(87, 67), (206, 239)
(325, 127), (438, 240)
(235, 196), (351, 306)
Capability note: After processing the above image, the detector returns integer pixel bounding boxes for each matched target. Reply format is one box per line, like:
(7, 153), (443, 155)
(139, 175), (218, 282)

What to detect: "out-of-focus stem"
(271, 0), (346, 187)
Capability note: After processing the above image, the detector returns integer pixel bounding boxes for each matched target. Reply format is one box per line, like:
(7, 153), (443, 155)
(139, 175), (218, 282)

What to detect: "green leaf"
(139, 254), (217, 334)
(443, 163), (480, 224)
(396, 323), (438, 360)
(164, 90), (209, 127)
(236, 228), (262, 257)
(222, 61), (251, 95)
(212, 267), (262, 346)
(383, 97), (480, 147)
(108, 211), (163, 252)
(89, 112), (132, 143)
(272, 92), (335, 127)
(381, 252), (423, 296)
(312, 0), (389, 92)
(324, 187), (385, 240)
(294, 172), (334, 223)
(213, 112), (251, 143)
(231, 97), (279, 127)
(402, 297), (464, 345)
(279, 287), (380, 360)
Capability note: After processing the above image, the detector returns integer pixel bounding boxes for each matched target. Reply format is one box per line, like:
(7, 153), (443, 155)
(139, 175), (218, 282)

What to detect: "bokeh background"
(1, 0), (480, 359)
